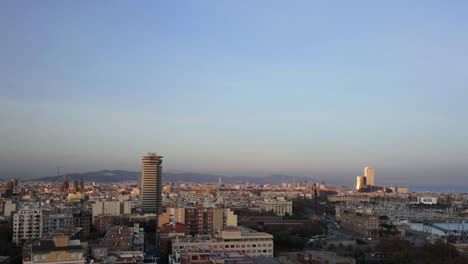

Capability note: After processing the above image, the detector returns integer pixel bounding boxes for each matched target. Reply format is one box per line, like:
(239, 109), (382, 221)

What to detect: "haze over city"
(1, 1), (468, 187)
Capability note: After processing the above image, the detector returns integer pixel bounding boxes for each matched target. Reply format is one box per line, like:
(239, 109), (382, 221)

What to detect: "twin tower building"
(356, 167), (375, 190)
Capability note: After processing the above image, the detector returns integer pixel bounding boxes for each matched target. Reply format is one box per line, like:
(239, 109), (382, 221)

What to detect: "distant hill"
(29, 170), (316, 184)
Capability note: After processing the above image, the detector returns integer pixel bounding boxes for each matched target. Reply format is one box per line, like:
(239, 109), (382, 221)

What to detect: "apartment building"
(92, 200), (131, 221)
(42, 213), (74, 235)
(13, 207), (42, 245)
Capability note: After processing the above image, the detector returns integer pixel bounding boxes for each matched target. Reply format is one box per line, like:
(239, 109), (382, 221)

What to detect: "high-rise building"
(356, 176), (366, 190)
(364, 167), (375, 186)
(140, 153), (163, 214)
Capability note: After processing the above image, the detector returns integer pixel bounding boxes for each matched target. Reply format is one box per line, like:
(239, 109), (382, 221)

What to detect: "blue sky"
(1, 1), (467, 186)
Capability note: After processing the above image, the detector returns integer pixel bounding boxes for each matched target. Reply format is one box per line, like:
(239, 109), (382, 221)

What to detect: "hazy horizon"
(1, 1), (467, 187)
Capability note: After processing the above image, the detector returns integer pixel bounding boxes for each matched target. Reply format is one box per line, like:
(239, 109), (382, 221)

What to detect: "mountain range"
(29, 170), (317, 185)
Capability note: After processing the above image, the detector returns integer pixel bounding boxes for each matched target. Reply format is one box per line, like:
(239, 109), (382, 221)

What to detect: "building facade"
(92, 200), (131, 221)
(259, 198), (293, 216)
(364, 167), (375, 186)
(170, 226), (274, 261)
(185, 206), (213, 235)
(336, 208), (379, 238)
(42, 213), (74, 235)
(13, 207), (42, 245)
(140, 153), (163, 214)
(158, 207), (185, 228)
(356, 176), (366, 190)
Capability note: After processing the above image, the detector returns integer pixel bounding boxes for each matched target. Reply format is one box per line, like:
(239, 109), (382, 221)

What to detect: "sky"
(1, 1), (468, 186)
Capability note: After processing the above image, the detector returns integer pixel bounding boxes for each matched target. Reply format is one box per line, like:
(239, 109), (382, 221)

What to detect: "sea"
(409, 222), (467, 236)
(410, 186), (468, 193)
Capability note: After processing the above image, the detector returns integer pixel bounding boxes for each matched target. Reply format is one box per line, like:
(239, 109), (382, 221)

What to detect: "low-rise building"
(170, 226), (274, 262)
(336, 208), (379, 238)
(327, 195), (370, 203)
(103, 225), (145, 254)
(22, 228), (85, 264)
(2, 200), (16, 218)
(259, 198), (292, 216)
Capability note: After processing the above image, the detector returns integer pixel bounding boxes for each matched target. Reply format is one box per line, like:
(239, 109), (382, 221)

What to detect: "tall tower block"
(364, 167), (375, 186)
(140, 153), (163, 214)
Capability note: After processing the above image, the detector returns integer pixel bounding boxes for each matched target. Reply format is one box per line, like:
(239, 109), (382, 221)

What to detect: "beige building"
(259, 198), (292, 216)
(92, 200), (131, 221)
(171, 226), (274, 259)
(3, 199), (16, 217)
(364, 167), (375, 186)
(336, 208), (379, 238)
(13, 207), (42, 245)
(23, 228), (84, 264)
(212, 208), (237, 235)
(67, 192), (85, 201)
(158, 207), (185, 228)
(356, 176), (366, 190)
(391, 186), (409, 193)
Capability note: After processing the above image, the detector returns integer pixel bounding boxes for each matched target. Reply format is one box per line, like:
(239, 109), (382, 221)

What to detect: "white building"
(170, 226), (274, 263)
(13, 207), (42, 244)
(259, 197), (292, 216)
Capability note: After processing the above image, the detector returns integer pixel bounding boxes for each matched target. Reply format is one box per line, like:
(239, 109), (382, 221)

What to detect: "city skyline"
(1, 1), (468, 186)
